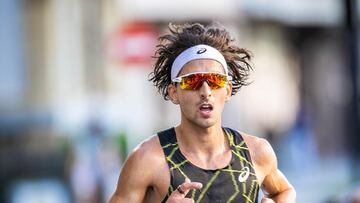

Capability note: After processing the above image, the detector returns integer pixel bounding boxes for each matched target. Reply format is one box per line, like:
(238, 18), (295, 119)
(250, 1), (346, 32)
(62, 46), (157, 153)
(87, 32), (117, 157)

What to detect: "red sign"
(107, 22), (158, 66)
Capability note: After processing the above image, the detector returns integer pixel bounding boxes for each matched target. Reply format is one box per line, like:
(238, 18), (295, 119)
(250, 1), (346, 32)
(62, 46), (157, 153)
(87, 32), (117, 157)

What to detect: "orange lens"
(179, 73), (228, 90)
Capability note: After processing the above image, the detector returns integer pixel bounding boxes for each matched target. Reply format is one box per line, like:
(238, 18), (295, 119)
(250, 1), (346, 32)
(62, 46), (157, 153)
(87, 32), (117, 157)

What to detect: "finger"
(181, 178), (202, 191)
(174, 178), (202, 196)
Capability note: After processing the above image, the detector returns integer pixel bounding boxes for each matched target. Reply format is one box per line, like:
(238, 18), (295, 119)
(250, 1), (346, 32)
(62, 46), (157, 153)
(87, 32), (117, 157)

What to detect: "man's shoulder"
(129, 134), (163, 161)
(122, 134), (167, 181)
(224, 127), (263, 141)
(226, 128), (268, 148)
(235, 131), (276, 167)
(113, 134), (169, 201)
(238, 131), (269, 149)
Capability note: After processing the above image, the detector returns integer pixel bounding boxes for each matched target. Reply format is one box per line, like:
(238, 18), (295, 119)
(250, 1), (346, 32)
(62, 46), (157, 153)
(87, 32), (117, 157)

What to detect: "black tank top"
(158, 127), (259, 203)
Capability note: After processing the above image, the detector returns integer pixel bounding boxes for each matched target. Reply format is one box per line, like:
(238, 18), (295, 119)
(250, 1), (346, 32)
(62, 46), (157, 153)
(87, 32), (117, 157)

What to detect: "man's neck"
(175, 121), (228, 155)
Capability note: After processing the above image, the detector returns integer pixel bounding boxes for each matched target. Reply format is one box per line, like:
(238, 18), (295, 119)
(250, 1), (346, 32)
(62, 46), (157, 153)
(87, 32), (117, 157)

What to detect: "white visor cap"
(171, 44), (228, 80)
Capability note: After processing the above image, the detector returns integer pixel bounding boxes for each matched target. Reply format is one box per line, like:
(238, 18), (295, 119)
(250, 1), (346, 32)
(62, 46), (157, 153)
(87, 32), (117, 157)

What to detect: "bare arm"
(109, 138), (159, 203)
(259, 140), (296, 203)
(262, 169), (296, 202)
(242, 134), (296, 203)
(108, 136), (202, 203)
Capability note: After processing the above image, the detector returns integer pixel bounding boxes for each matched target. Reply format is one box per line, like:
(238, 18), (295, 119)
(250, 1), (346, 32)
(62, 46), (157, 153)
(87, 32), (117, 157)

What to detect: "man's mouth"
(199, 103), (213, 112)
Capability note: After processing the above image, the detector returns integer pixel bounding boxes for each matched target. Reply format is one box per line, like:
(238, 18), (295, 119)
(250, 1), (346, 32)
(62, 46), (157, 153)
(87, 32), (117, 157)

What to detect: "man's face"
(168, 59), (232, 129)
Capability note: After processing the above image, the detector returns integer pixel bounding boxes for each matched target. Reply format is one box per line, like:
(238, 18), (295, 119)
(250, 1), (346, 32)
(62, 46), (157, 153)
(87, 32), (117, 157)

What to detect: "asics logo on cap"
(197, 48), (207, 54)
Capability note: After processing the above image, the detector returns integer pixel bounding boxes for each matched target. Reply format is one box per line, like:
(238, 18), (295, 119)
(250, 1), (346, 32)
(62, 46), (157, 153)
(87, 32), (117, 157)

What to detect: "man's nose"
(199, 81), (212, 98)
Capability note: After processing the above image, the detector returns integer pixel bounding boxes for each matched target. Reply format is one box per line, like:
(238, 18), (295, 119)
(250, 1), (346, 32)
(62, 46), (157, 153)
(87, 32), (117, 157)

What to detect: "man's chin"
(195, 119), (217, 129)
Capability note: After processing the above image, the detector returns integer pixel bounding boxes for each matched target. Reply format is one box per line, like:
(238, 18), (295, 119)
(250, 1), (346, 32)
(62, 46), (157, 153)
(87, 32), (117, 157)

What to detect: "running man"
(109, 22), (296, 203)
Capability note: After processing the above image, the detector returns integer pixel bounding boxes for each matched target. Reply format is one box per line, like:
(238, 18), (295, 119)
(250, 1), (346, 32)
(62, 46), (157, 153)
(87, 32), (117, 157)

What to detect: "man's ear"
(225, 82), (232, 102)
(168, 84), (179, 104)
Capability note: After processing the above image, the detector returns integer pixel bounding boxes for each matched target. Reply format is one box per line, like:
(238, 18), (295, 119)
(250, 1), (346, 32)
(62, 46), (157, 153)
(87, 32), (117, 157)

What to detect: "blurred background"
(1, 0), (360, 202)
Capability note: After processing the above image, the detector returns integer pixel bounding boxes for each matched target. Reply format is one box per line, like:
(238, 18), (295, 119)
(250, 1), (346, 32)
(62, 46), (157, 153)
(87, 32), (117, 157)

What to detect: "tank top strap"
(158, 127), (177, 148)
(223, 127), (253, 163)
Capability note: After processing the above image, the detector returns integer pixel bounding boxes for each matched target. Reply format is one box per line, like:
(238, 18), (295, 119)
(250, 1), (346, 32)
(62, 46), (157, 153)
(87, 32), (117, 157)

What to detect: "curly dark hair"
(149, 22), (253, 100)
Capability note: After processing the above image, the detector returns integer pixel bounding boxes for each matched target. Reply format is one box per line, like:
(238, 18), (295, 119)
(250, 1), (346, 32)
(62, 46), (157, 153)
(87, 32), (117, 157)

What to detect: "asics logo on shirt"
(238, 166), (250, 182)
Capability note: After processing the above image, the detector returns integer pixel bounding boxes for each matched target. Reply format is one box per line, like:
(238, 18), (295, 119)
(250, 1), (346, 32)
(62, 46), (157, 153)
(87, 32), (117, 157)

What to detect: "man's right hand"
(166, 178), (203, 203)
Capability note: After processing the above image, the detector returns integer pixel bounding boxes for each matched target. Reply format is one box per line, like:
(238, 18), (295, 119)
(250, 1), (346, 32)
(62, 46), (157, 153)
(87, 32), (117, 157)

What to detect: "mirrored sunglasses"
(172, 72), (232, 90)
